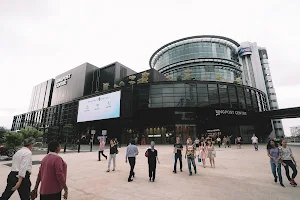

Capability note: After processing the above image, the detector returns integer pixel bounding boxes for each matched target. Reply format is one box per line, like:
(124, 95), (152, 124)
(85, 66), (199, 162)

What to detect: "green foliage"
(0, 126), (7, 144)
(18, 127), (43, 139)
(177, 75), (182, 81)
(4, 132), (23, 148)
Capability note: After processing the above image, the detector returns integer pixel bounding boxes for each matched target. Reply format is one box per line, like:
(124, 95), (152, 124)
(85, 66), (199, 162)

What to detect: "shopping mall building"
(11, 35), (284, 144)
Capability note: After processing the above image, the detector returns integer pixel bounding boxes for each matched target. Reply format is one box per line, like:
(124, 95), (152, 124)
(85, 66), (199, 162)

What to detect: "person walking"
(194, 138), (200, 148)
(222, 136), (227, 148)
(173, 137), (183, 173)
(226, 135), (231, 148)
(199, 141), (207, 168)
(216, 136), (221, 148)
(145, 141), (160, 182)
(236, 136), (242, 149)
(98, 138), (107, 161)
(126, 140), (139, 182)
(281, 140), (297, 187)
(0, 138), (35, 200)
(185, 137), (197, 176)
(31, 141), (68, 200)
(207, 139), (216, 168)
(267, 139), (284, 187)
(107, 139), (118, 172)
(251, 134), (259, 151)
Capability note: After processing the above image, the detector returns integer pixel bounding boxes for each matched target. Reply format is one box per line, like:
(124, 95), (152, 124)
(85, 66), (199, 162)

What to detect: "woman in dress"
(222, 136), (227, 148)
(107, 139), (118, 172)
(267, 139), (284, 187)
(207, 139), (216, 168)
(199, 141), (207, 168)
(281, 140), (297, 187)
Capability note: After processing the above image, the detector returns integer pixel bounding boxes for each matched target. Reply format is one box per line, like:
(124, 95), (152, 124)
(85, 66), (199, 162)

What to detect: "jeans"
(217, 142), (221, 148)
(270, 162), (283, 183)
(128, 157), (136, 180)
(98, 151), (107, 161)
(253, 143), (258, 150)
(40, 192), (62, 200)
(283, 160), (298, 181)
(187, 156), (196, 174)
(0, 171), (31, 200)
(174, 153), (182, 172)
(108, 154), (116, 169)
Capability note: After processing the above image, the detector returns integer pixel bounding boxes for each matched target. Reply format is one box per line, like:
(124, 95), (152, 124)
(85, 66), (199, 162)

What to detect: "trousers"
(128, 157), (136, 180)
(108, 154), (116, 169)
(98, 151), (107, 161)
(187, 156), (196, 174)
(174, 153), (182, 172)
(270, 162), (283, 183)
(253, 143), (258, 150)
(0, 171), (31, 200)
(148, 162), (156, 180)
(283, 160), (298, 181)
(40, 192), (62, 200)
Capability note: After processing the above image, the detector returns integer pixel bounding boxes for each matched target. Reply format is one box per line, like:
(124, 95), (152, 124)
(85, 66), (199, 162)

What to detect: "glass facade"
(153, 41), (239, 71)
(134, 82), (268, 112)
(164, 64), (240, 83)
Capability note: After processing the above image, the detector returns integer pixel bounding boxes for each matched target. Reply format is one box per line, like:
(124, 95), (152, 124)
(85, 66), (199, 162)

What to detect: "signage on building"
(238, 47), (252, 56)
(55, 74), (72, 88)
(215, 109), (247, 116)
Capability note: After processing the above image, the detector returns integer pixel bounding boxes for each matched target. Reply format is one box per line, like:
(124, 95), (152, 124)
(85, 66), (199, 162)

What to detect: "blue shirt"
(126, 144), (138, 158)
(268, 147), (280, 163)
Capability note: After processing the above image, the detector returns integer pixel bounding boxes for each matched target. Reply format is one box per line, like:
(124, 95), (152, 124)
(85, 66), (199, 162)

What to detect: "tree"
(119, 81), (125, 87)
(103, 83), (110, 91)
(4, 132), (23, 148)
(184, 69), (192, 80)
(18, 127), (43, 140)
(235, 77), (242, 84)
(128, 75), (136, 85)
(177, 75), (182, 81)
(0, 126), (8, 144)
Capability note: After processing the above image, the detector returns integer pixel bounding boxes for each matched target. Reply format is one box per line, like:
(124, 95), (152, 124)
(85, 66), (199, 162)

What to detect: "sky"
(0, 0), (300, 135)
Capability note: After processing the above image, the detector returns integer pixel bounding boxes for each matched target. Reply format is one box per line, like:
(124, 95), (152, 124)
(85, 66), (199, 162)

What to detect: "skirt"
(207, 151), (216, 159)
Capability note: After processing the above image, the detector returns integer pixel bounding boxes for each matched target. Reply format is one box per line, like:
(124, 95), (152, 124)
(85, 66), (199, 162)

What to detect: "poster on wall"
(77, 91), (121, 123)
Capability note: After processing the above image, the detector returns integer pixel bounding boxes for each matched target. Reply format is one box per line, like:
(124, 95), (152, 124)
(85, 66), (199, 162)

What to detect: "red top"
(38, 153), (67, 195)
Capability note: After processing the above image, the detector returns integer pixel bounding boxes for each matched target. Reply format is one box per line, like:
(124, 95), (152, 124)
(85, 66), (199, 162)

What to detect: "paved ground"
(0, 144), (299, 200)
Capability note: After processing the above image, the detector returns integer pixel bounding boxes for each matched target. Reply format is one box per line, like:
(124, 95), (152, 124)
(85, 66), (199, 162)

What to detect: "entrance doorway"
(175, 124), (196, 143)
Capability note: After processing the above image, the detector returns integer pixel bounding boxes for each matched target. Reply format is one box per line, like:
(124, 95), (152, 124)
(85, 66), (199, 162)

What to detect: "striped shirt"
(126, 144), (138, 158)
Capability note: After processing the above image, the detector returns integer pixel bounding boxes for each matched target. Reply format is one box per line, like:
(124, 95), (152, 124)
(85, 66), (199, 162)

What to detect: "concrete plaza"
(0, 144), (299, 200)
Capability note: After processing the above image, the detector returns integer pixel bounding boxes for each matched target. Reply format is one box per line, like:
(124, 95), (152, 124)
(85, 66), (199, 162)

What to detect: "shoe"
(292, 180), (297, 186)
(189, 173), (192, 176)
(173, 170), (177, 173)
(128, 179), (133, 182)
(280, 183), (285, 187)
(274, 176), (278, 183)
(106, 169), (110, 172)
(180, 169), (182, 172)
(112, 169), (115, 171)
(149, 178), (151, 182)
(133, 172), (135, 178)
(152, 179), (155, 182)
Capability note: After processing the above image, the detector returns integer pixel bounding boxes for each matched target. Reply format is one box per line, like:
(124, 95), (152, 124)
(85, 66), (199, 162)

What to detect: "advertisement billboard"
(238, 47), (252, 56)
(77, 91), (121, 123)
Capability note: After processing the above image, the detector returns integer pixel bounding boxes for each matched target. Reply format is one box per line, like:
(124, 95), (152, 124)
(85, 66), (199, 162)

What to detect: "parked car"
(0, 146), (17, 157)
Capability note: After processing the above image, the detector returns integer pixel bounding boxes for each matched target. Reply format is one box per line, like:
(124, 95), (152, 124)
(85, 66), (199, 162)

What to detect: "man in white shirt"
(0, 137), (35, 200)
(251, 134), (259, 151)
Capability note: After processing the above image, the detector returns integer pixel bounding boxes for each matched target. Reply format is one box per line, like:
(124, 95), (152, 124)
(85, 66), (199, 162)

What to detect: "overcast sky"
(0, 0), (299, 135)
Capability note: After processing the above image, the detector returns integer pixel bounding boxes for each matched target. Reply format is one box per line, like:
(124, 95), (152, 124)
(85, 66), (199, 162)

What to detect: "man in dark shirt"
(173, 137), (183, 173)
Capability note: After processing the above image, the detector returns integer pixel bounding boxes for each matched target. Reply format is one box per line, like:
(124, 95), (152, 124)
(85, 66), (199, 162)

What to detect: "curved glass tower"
(150, 35), (242, 83)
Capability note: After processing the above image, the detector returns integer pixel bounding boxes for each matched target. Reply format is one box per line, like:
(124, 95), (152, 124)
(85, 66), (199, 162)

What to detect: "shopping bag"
(197, 155), (201, 163)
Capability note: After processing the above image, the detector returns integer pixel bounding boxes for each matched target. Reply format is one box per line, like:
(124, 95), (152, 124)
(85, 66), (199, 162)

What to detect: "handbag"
(145, 150), (149, 157)
(197, 155), (201, 163)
